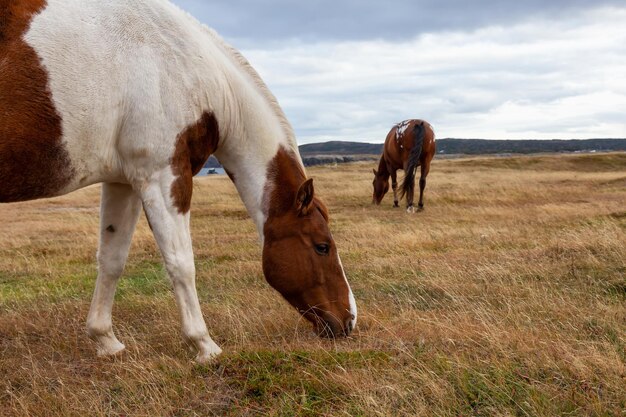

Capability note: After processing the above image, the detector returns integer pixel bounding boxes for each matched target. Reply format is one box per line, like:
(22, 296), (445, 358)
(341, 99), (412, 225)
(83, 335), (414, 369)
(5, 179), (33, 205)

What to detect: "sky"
(172, 0), (626, 143)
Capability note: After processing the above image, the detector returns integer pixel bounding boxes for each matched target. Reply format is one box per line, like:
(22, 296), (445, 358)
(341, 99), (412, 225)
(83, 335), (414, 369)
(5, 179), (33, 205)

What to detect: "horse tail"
(400, 122), (425, 200)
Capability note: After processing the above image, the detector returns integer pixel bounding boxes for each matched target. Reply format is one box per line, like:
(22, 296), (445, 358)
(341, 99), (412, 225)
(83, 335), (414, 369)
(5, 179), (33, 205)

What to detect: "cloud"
(238, 7), (626, 142)
(173, 0), (625, 43)
(171, 1), (626, 142)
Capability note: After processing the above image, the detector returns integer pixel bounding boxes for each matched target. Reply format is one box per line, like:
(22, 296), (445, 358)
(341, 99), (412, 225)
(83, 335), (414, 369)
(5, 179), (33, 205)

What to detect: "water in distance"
(196, 167), (226, 177)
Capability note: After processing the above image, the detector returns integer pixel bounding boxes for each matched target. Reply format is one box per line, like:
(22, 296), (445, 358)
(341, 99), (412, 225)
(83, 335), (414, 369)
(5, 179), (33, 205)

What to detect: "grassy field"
(1, 152), (625, 416)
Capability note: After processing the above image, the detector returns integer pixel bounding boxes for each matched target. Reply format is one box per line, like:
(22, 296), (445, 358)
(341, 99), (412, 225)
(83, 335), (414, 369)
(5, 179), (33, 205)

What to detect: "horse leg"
(87, 183), (142, 357)
(418, 162), (431, 210)
(138, 172), (221, 363)
(391, 169), (399, 208)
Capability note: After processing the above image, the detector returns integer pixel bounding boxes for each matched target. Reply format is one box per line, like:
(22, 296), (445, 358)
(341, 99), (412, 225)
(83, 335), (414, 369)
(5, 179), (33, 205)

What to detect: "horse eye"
(314, 243), (330, 256)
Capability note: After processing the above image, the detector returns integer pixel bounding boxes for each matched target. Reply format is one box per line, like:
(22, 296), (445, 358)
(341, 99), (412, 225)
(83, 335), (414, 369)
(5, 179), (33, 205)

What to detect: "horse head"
(372, 168), (389, 204)
(263, 173), (356, 338)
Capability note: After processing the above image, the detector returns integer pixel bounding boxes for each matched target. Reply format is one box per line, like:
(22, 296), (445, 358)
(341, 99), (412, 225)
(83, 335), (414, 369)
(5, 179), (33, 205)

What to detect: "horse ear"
(295, 178), (315, 215)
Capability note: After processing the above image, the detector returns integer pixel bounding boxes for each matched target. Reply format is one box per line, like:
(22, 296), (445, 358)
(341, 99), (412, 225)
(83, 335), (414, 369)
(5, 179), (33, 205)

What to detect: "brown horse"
(372, 120), (436, 212)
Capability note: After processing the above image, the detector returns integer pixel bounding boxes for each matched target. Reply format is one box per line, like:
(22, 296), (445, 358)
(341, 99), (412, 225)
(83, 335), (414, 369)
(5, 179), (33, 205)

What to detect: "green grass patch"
(0, 267), (94, 307)
(116, 261), (169, 298)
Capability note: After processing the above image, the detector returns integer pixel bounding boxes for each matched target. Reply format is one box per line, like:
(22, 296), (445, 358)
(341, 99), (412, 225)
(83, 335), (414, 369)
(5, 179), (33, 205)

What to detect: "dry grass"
(1, 152), (625, 416)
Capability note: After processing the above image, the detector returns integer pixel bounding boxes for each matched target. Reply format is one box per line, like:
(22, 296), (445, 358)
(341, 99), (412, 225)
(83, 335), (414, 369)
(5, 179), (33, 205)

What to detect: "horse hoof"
(406, 206), (415, 214)
(89, 330), (126, 358)
(194, 338), (223, 363)
(195, 348), (222, 364)
(96, 340), (126, 358)
(393, 203), (399, 208)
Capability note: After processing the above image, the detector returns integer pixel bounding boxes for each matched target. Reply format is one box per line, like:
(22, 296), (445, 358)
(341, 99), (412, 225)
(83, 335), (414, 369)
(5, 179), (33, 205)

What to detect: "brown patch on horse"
(264, 147), (307, 217)
(261, 147), (351, 337)
(0, 0), (75, 202)
(170, 112), (220, 213)
(263, 149), (329, 220)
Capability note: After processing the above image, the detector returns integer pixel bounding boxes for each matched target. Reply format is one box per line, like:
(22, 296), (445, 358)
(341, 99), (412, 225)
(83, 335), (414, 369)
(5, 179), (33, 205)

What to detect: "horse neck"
(377, 155), (390, 180)
(212, 70), (304, 241)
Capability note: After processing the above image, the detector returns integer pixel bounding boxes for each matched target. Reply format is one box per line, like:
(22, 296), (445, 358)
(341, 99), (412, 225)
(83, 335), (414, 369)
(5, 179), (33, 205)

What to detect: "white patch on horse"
(394, 120), (412, 144)
(337, 256), (357, 330)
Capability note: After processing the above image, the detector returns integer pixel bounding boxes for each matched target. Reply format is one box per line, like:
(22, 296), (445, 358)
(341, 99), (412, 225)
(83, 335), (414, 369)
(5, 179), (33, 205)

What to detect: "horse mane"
(213, 37), (297, 150)
(169, 2), (299, 157)
(315, 197), (330, 222)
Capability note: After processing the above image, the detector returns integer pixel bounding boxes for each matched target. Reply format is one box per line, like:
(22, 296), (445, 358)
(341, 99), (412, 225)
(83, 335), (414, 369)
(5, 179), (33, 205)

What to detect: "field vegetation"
(1, 152), (625, 416)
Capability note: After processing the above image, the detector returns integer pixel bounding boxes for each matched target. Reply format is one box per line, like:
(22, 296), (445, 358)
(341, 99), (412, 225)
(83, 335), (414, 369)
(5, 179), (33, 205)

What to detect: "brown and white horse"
(0, 0), (356, 362)
(372, 119), (436, 212)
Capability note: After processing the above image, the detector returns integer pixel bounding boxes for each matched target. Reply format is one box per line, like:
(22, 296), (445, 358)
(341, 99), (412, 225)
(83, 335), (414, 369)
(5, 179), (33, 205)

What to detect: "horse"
(372, 119), (436, 212)
(0, 0), (356, 363)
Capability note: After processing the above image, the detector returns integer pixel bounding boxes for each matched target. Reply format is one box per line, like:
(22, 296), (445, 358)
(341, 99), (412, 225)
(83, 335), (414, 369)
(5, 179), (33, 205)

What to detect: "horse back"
(383, 119), (436, 169)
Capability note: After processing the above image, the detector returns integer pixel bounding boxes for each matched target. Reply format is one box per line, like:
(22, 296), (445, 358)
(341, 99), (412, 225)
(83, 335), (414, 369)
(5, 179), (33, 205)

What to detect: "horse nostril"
(344, 316), (354, 335)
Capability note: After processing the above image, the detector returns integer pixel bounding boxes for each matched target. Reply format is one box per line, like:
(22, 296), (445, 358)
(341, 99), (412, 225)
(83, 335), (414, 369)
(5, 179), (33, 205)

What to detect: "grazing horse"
(0, 0), (356, 362)
(372, 119), (436, 212)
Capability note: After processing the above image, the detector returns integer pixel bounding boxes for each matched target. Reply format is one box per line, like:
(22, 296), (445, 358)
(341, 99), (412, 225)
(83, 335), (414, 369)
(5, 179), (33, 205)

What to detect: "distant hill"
(298, 141), (383, 156)
(299, 139), (626, 157)
(205, 139), (626, 168)
(432, 138), (626, 155)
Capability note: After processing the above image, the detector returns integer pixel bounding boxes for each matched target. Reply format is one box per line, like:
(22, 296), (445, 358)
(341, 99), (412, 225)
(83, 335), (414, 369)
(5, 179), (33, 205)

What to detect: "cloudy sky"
(173, 0), (626, 143)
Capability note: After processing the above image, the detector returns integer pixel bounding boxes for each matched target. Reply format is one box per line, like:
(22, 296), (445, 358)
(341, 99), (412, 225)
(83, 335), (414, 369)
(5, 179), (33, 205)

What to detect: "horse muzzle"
(310, 312), (355, 338)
